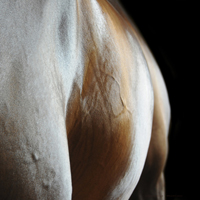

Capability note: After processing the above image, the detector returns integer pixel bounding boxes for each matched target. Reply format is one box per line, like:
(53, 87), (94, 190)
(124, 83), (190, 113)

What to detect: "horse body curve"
(0, 0), (170, 199)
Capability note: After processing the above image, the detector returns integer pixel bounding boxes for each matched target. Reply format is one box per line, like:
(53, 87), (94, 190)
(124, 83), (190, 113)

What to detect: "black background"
(118, 1), (198, 200)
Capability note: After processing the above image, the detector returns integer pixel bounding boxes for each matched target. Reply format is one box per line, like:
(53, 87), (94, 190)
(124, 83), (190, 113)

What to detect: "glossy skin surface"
(0, 0), (170, 199)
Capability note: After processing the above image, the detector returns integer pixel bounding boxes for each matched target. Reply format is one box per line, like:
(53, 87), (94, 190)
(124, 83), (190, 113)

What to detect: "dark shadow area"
(119, 1), (198, 199)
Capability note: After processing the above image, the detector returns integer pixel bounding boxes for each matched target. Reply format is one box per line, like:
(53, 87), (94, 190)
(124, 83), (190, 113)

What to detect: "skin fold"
(0, 0), (170, 199)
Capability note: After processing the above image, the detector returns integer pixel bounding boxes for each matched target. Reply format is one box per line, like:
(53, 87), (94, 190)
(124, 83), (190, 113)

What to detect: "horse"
(0, 0), (170, 199)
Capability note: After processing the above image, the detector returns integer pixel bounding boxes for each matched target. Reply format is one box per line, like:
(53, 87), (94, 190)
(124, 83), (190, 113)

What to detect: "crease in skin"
(88, 2), (132, 110)
(99, 68), (132, 116)
(81, 44), (131, 120)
